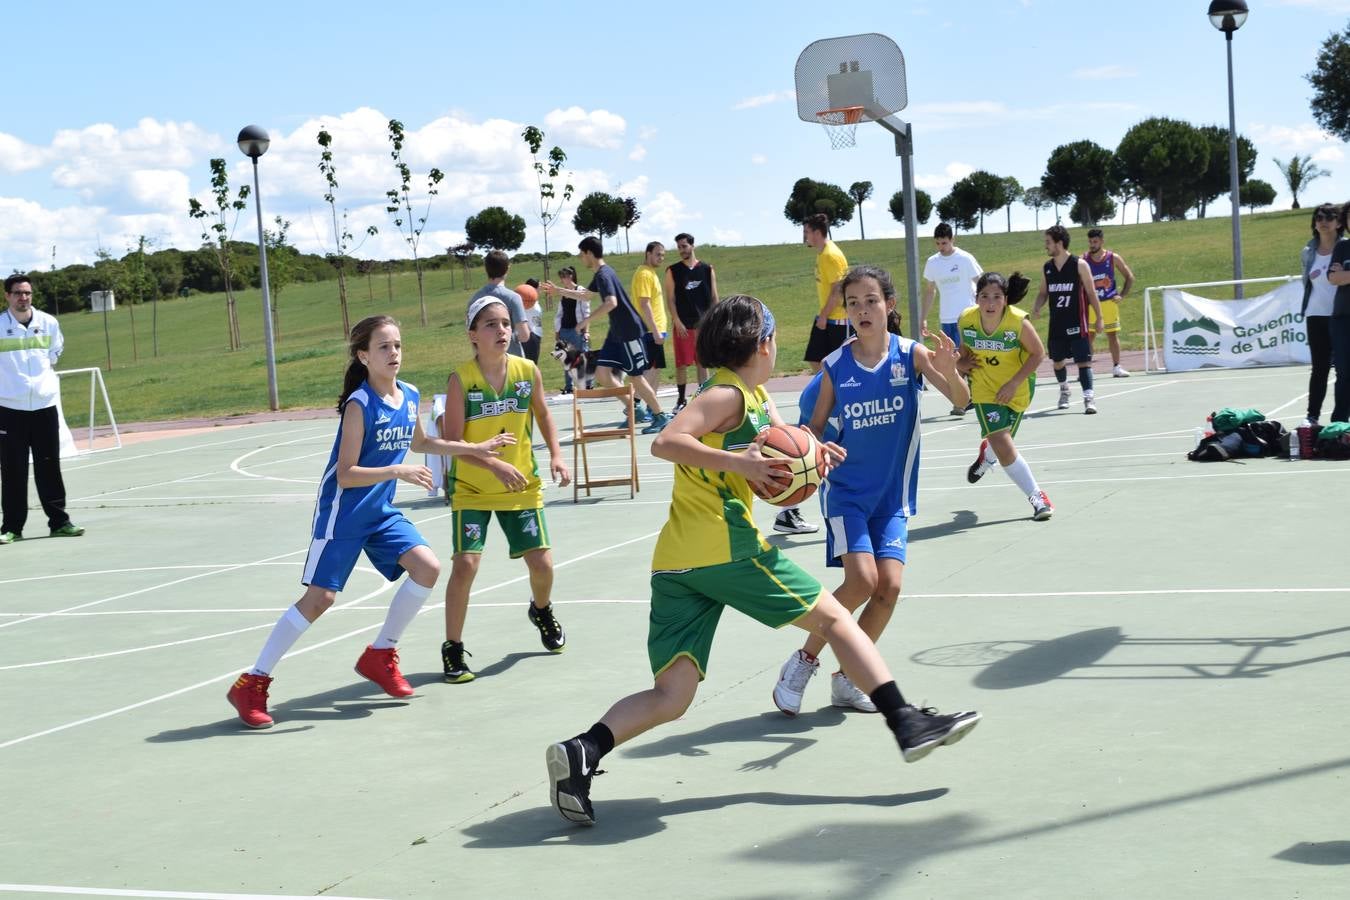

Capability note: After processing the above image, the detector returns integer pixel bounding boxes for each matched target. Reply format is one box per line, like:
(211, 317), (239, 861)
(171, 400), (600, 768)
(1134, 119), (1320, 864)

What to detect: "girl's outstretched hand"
(475, 433), (516, 456)
(394, 463), (436, 492)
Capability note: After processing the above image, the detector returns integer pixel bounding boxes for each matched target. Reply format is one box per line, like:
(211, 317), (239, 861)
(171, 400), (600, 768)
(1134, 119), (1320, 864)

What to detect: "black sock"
(578, 722), (615, 760)
(1055, 366), (1068, 384)
(677, 383), (687, 403)
(869, 680), (907, 718)
(1079, 367), (1094, 391)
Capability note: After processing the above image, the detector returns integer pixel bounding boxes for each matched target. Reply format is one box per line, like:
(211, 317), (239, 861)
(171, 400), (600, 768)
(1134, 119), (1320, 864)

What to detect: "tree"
(782, 177), (855, 230)
(571, 192), (626, 250)
(888, 188), (933, 229)
(522, 126), (574, 283)
(465, 206), (527, 251)
(1022, 186), (1052, 230)
(124, 236), (159, 359)
(1239, 178), (1277, 213)
(848, 180), (874, 239)
(263, 217), (296, 339)
(620, 197), (641, 254)
(1115, 117), (1209, 220)
(952, 170), (1008, 234)
(935, 192), (978, 235)
(385, 118), (445, 327)
(1000, 176), (1023, 232)
(1273, 155), (1330, 210)
(356, 259), (376, 299)
(450, 242), (477, 289)
(1193, 125), (1257, 218)
(318, 128), (377, 338)
(187, 157), (249, 350)
(1041, 140), (1118, 226)
(1309, 23), (1350, 141)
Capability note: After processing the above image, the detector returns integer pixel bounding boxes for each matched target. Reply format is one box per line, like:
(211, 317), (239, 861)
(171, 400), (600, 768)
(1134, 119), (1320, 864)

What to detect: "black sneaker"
(546, 737), (602, 825)
(773, 508), (820, 535)
(528, 602), (566, 653)
(441, 640), (475, 683)
(895, 705), (981, 763)
(674, 398), (687, 413)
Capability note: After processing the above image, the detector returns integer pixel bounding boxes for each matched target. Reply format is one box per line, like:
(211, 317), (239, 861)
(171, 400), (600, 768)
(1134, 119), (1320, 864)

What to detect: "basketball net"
(816, 106), (864, 149)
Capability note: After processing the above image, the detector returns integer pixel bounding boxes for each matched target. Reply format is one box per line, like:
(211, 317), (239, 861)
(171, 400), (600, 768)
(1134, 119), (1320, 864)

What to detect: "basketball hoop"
(816, 106), (864, 149)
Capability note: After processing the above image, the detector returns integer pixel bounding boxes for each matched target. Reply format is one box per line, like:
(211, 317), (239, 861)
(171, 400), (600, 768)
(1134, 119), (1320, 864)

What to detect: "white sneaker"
(773, 508), (819, 534)
(1300, 417), (1320, 429)
(1084, 391), (1097, 415)
(1057, 385), (1071, 410)
(1112, 364), (1130, 378)
(773, 650), (819, 716)
(1030, 490), (1054, 521)
(830, 672), (877, 712)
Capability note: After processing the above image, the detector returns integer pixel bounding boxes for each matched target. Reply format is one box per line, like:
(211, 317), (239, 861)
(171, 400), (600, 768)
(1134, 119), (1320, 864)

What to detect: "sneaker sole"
(901, 713), (981, 763)
(226, 693), (273, 729)
(966, 462), (990, 484)
(1032, 507), (1054, 521)
(830, 696), (878, 713)
(546, 743), (595, 825)
(772, 689), (802, 718)
(772, 523), (820, 535)
(444, 671), (476, 684)
(354, 665), (414, 698)
(1084, 407), (1098, 415)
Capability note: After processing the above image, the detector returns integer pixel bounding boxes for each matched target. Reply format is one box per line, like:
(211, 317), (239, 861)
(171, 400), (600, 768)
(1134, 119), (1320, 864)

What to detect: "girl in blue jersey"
(227, 315), (512, 729)
(773, 265), (969, 716)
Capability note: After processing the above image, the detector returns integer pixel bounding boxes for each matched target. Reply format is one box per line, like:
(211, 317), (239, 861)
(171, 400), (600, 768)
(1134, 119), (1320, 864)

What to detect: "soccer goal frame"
(1141, 276), (1299, 374)
(55, 366), (121, 454)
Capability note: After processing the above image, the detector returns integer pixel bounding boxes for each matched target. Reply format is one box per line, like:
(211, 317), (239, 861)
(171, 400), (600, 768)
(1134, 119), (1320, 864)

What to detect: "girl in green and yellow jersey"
(543, 295), (980, 827)
(957, 272), (1054, 520)
(440, 296), (571, 683)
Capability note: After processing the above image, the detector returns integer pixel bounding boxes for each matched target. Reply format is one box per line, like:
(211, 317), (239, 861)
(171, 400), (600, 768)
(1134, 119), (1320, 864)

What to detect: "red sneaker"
(227, 673), (274, 728)
(355, 645), (414, 697)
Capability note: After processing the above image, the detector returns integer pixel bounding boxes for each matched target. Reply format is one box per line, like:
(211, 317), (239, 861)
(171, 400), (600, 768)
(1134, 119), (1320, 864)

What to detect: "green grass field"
(51, 209), (1312, 424)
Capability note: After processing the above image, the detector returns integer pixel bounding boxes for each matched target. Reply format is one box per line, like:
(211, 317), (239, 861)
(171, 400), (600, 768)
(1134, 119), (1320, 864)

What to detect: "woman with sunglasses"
(1300, 203), (1345, 427)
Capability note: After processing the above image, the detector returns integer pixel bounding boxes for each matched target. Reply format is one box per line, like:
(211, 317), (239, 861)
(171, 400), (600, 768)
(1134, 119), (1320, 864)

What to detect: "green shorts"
(452, 508), (550, 558)
(648, 547), (821, 680)
(974, 403), (1025, 438)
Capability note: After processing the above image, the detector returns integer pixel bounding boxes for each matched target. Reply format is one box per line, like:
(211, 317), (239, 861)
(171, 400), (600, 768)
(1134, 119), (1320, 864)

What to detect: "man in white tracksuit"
(0, 274), (84, 544)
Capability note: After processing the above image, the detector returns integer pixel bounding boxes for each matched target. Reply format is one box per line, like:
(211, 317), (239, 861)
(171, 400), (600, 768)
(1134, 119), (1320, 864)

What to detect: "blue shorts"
(825, 513), (908, 568)
(941, 321), (962, 347)
(301, 513), (427, 590)
(597, 334), (650, 377)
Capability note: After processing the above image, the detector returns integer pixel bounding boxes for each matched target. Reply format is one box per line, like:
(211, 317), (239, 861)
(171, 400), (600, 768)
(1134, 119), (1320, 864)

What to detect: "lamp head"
(237, 125), (270, 159)
(1207, 0), (1248, 34)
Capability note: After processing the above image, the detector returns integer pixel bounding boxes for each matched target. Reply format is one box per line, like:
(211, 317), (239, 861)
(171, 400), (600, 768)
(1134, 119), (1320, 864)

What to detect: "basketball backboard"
(794, 33), (907, 123)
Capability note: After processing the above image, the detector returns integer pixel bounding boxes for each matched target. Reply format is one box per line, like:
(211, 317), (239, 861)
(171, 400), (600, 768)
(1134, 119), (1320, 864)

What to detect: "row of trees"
(784, 116), (1330, 238)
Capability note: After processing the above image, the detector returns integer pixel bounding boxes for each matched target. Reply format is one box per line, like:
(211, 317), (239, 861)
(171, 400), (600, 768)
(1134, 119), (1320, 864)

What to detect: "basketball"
(751, 424), (826, 507)
(516, 283), (539, 309)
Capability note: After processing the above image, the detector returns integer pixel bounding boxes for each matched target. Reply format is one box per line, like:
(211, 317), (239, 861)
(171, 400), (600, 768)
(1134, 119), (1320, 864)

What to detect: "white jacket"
(0, 308), (63, 411)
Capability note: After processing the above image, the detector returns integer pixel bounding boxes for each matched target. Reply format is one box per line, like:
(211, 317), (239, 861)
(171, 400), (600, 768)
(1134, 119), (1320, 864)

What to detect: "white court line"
(230, 436), (328, 484)
(906, 586), (1350, 600)
(1264, 391), (1309, 418)
(0, 598), (657, 617)
(0, 884), (377, 900)
(68, 494), (317, 503)
(61, 424), (330, 472)
(0, 527), (660, 751)
(920, 380), (1181, 439)
(915, 462), (1350, 494)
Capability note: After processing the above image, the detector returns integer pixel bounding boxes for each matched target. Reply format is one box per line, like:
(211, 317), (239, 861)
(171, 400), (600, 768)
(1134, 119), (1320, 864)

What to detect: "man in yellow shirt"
(802, 213), (850, 374)
(631, 242), (669, 410)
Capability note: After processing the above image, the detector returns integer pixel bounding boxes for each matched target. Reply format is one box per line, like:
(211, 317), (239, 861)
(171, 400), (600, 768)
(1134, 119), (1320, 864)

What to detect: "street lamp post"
(1208, 1), (1249, 298)
(237, 125), (279, 410)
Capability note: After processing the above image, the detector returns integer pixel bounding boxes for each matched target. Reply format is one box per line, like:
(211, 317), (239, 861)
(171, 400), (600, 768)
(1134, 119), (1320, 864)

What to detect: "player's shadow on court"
(461, 788), (950, 848)
(911, 625), (1350, 689)
(145, 680), (410, 743)
(907, 509), (1026, 540)
(621, 709), (848, 770)
(1275, 841), (1350, 865)
(402, 651), (554, 686)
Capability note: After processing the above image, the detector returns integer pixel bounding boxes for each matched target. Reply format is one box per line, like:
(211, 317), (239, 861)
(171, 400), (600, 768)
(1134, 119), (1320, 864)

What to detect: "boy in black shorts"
(1032, 225), (1104, 414)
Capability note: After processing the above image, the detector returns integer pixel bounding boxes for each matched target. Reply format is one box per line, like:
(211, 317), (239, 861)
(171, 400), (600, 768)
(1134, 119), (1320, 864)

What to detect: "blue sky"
(2, 0), (1348, 272)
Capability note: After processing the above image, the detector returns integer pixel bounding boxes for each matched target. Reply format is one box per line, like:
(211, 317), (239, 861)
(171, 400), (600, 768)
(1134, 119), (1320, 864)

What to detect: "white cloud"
(732, 90), (796, 111)
(638, 126), (658, 140)
(616, 175), (649, 199)
(1073, 65), (1137, 80)
(751, 154), (768, 165)
(909, 99), (1138, 132)
(629, 144), (647, 161)
(0, 132), (47, 172)
(711, 227), (742, 244)
(916, 161), (976, 192)
(1249, 122), (1339, 153)
(543, 106), (626, 149)
(643, 191), (695, 238)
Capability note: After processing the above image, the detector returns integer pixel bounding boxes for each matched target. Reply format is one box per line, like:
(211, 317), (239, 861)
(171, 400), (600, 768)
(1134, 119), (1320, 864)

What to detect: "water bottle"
(1290, 428), (1302, 461)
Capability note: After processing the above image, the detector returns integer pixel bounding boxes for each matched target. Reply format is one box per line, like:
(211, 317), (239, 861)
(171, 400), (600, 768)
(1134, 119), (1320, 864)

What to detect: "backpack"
(1315, 422), (1350, 460)
(1209, 407), (1265, 434)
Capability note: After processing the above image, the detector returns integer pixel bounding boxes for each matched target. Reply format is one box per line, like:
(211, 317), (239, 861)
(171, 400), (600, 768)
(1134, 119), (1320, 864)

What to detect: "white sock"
(251, 606), (310, 676)
(371, 579), (434, 649)
(1002, 454), (1040, 496)
(983, 443), (998, 466)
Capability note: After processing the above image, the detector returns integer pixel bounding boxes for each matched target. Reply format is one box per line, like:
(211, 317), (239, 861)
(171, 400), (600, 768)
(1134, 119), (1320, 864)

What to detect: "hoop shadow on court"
(460, 787), (950, 848)
(145, 679), (412, 743)
(910, 625), (1350, 689)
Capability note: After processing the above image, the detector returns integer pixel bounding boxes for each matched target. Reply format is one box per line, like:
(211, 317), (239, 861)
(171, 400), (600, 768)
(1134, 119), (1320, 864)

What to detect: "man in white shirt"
(921, 223), (981, 415)
(0, 275), (84, 543)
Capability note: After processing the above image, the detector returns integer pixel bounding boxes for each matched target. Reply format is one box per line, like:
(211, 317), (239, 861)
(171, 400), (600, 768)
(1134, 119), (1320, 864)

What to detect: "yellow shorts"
(1087, 298), (1121, 334)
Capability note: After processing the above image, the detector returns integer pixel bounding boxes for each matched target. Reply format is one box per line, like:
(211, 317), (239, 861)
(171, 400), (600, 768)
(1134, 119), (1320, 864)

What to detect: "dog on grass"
(551, 339), (598, 391)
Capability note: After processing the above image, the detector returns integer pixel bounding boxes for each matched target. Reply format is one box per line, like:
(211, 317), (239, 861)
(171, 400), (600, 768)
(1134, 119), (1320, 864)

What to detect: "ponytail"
(338, 315), (399, 413)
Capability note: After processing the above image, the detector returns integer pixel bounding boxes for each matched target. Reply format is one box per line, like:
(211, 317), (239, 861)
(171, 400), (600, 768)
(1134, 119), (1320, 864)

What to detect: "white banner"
(1162, 279), (1311, 372)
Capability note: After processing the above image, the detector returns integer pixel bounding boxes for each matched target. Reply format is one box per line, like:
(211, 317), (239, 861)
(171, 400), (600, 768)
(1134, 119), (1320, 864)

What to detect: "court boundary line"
(0, 884), (377, 900)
